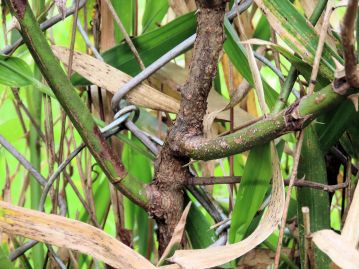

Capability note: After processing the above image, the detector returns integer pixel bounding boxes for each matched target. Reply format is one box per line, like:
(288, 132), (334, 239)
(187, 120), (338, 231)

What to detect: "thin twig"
(102, 0), (145, 70)
(77, 19), (103, 60)
(308, 1), (334, 95)
(274, 131), (305, 268)
(0, 0), (87, 55)
(11, 88), (46, 142)
(0, 135), (47, 186)
(67, 0), (81, 77)
(186, 176), (349, 192)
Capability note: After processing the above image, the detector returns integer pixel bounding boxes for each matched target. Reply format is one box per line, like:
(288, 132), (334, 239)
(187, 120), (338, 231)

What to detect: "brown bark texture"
(147, 0), (227, 254)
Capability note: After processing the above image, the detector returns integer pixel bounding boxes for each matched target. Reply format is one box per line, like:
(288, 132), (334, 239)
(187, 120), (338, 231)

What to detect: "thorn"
(349, 94), (359, 111)
(333, 57), (345, 79)
(7, 17), (20, 33)
(55, 0), (67, 20)
(182, 160), (196, 168)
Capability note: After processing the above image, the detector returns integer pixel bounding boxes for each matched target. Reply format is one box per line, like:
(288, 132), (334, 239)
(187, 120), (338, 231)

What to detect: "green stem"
(27, 67), (44, 268)
(27, 0), (45, 266)
(184, 85), (354, 160)
(6, 0), (148, 208)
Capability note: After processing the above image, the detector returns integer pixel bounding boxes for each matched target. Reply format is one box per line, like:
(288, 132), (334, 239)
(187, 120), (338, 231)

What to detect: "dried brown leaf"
(0, 201), (156, 269)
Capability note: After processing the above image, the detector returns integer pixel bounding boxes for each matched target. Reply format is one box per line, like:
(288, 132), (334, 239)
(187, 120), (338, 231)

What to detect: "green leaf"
(122, 136), (153, 256)
(0, 246), (15, 269)
(142, 0), (169, 33)
(186, 199), (216, 249)
(112, 0), (134, 43)
(0, 54), (33, 87)
(297, 126), (331, 269)
(228, 144), (272, 244)
(317, 101), (355, 153)
(253, 15), (271, 41)
(0, 55), (54, 96)
(255, 0), (341, 80)
(72, 12), (196, 84)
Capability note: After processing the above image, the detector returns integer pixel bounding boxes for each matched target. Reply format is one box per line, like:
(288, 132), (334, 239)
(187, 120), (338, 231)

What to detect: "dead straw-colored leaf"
(52, 46), (180, 113)
(312, 229), (359, 269)
(0, 201), (156, 269)
(157, 202), (192, 266)
(341, 182), (359, 248)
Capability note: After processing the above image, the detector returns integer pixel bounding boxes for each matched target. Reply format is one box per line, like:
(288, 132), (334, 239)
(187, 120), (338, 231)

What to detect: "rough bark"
(148, 0), (226, 254)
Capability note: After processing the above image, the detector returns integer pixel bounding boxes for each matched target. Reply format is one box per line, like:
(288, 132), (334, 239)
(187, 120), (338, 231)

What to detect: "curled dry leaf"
(245, 43), (269, 115)
(312, 229), (359, 269)
(167, 142), (284, 269)
(157, 202), (192, 266)
(0, 201), (156, 269)
(341, 182), (359, 248)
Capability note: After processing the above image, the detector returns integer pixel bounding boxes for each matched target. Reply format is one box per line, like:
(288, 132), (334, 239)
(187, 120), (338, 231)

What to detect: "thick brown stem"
(342, 0), (359, 88)
(148, 0), (226, 254)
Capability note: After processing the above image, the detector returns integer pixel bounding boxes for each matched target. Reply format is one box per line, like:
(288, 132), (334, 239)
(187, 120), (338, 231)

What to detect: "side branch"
(6, 0), (148, 207)
(181, 84), (356, 160)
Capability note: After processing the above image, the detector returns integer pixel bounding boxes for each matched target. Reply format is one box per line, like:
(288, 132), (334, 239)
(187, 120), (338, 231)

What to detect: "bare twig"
(11, 88), (45, 142)
(186, 176), (349, 192)
(0, 135), (47, 186)
(102, 0), (145, 70)
(77, 19), (103, 60)
(0, 0), (86, 55)
(67, 0), (81, 77)
(308, 1), (334, 94)
(219, 116), (264, 136)
(274, 131), (305, 268)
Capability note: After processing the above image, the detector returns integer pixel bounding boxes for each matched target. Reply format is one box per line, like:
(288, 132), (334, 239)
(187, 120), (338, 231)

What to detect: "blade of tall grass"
(297, 126), (331, 269)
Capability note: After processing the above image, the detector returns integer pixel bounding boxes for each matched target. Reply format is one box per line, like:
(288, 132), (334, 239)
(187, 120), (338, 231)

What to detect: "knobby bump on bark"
(147, 0), (227, 254)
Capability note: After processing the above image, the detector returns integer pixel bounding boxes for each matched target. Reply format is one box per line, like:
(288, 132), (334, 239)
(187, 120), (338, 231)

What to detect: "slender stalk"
(102, 0), (145, 70)
(274, 131), (304, 268)
(28, 60), (44, 269)
(6, 0), (148, 208)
